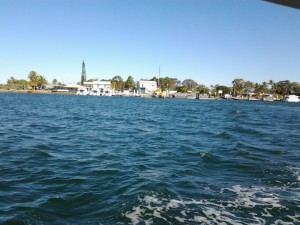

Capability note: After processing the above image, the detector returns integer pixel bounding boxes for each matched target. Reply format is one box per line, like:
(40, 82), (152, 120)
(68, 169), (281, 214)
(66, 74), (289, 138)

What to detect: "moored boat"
(284, 95), (300, 103)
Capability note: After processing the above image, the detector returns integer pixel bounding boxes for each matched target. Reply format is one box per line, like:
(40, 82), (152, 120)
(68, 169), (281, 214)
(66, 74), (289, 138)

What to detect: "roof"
(264, 0), (300, 9)
(138, 80), (157, 84)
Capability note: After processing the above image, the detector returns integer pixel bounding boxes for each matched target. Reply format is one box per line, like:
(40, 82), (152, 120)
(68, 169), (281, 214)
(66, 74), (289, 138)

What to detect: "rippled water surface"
(0, 93), (299, 225)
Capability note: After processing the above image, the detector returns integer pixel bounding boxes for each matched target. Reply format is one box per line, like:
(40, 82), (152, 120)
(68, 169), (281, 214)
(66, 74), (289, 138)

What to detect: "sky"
(0, 0), (299, 86)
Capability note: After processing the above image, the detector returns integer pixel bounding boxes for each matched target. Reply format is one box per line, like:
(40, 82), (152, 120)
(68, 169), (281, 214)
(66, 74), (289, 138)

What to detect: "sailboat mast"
(158, 64), (161, 88)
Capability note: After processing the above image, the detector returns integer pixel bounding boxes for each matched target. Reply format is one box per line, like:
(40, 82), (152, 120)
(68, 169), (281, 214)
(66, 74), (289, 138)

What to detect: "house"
(83, 80), (111, 92)
(137, 80), (157, 94)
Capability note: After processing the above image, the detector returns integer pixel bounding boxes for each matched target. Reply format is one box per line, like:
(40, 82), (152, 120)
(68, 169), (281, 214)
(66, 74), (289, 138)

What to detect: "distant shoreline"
(0, 89), (73, 95)
(0, 89), (278, 101)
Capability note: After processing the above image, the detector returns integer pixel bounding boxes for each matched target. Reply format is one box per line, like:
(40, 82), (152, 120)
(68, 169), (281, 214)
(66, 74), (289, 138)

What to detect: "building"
(80, 80), (112, 95)
(137, 80), (157, 94)
(83, 80), (111, 91)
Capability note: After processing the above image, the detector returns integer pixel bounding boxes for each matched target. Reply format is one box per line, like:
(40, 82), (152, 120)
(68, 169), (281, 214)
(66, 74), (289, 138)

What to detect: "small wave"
(259, 165), (300, 188)
(124, 184), (299, 225)
(216, 131), (234, 139)
(34, 149), (52, 158)
(199, 151), (223, 164)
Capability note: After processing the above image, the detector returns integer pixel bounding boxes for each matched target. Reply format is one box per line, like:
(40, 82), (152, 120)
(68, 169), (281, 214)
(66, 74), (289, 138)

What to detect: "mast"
(158, 64), (161, 88)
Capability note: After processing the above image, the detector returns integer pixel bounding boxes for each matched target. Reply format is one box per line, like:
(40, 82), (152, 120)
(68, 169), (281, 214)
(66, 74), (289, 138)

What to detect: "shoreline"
(0, 89), (278, 101)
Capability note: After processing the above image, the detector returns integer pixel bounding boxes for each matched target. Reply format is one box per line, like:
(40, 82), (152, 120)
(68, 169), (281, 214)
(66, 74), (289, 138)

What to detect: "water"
(0, 93), (299, 225)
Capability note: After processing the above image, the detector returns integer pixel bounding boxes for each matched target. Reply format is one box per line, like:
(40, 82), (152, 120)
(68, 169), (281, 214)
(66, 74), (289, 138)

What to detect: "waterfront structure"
(80, 80), (112, 96)
(137, 80), (157, 94)
(50, 83), (82, 93)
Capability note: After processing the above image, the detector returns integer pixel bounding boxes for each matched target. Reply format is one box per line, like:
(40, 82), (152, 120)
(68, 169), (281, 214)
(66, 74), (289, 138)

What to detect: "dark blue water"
(0, 93), (299, 225)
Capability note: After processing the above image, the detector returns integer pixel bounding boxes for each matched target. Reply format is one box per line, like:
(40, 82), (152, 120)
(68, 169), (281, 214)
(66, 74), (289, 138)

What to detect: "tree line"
(6, 71), (48, 90)
(3, 72), (300, 98)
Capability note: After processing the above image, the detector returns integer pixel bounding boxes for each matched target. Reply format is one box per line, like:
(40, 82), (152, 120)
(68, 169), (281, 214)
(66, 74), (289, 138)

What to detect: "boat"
(284, 95), (300, 102)
(52, 88), (69, 93)
(104, 90), (112, 96)
(152, 88), (164, 98)
(76, 87), (89, 95)
(90, 89), (101, 96)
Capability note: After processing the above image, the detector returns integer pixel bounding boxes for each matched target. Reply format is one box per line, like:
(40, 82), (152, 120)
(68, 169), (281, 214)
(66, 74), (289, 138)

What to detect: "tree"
(176, 86), (188, 93)
(197, 84), (210, 94)
(7, 76), (17, 87)
(268, 80), (277, 95)
(18, 79), (29, 90)
(182, 79), (198, 91)
(210, 84), (219, 96)
(174, 78), (181, 87)
(81, 60), (86, 85)
(111, 75), (124, 91)
(216, 85), (231, 95)
(244, 81), (254, 99)
(124, 76), (135, 90)
(28, 71), (48, 90)
(254, 82), (268, 99)
(36, 75), (48, 89)
(52, 79), (58, 85)
(232, 78), (245, 96)
(7, 76), (29, 90)
(28, 71), (39, 89)
(158, 77), (177, 91)
(276, 80), (291, 96)
(290, 82), (300, 94)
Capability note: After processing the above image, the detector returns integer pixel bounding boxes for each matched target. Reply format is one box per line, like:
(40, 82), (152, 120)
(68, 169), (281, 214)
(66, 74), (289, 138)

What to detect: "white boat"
(52, 89), (69, 93)
(104, 90), (112, 96)
(76, 88), (89, 95)
(90, 89), (101, 96)
(284, 95), (300, 102)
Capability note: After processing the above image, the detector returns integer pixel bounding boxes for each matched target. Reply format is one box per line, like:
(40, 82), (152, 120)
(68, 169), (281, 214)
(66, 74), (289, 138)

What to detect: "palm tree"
(37, 76), (48, 90)
(244, 81), (254, 100)
(232, 79), (245, 97)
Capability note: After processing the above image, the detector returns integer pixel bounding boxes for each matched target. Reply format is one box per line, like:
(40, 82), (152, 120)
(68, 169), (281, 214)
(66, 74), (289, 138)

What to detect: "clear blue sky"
(1, 0), (299, 86)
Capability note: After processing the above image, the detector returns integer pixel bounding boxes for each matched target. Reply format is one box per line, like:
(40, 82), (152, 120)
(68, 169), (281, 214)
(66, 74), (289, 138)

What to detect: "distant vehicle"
(284, 95), (300, 102)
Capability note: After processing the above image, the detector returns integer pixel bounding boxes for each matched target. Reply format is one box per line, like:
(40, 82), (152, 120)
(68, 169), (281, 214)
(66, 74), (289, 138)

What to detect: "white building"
(77, 80), (112, 96)
(84, 81), (111, 91)
(137, 80), (157, 94)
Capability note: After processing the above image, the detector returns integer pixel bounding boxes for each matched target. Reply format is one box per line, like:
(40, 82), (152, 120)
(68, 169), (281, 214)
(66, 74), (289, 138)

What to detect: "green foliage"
(7, 76), (29, 90)
(124, 76), (135, 90)
(290, 82), (300, 94)
(268, 80), (277, 94)
(28, 71), (48, 90)
(276, 80), (290, 96)
(52, 79), (58, 85)
(81, 61), (86, 85)
(232, 78), (245, 96)
(111, 75), (124, 91)
(176, 86), (188, 93)
(254, 82), (268, 97)
(158, 77), (178, 91)
(182, 79), (198, 91)
(197, 85), (210, 94)
(216, 85), (231, 95)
